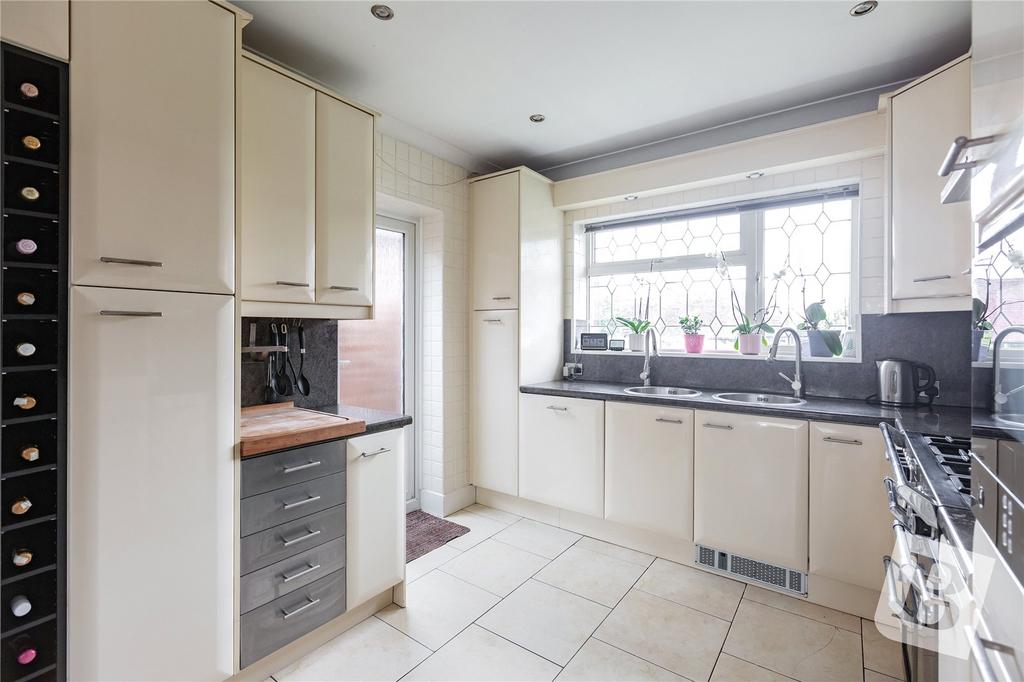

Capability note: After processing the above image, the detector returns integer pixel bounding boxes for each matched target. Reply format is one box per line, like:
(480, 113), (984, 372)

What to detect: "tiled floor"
(271, 505), (906, 682)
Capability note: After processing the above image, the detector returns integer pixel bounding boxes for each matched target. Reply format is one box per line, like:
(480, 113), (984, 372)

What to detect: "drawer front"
(242, 440), (347, 498)
(241, 537), (346, 614)
(241, 472), (345, 536)
(241, 504), (346, 575)
(240, 568), (346, 669)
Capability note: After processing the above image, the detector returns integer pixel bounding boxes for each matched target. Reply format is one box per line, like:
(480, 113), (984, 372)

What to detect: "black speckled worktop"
(313, 403), (412, 435)
(521, 380), (973, 438)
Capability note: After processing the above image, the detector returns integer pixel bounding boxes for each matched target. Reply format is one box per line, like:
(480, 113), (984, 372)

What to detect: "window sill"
(571, 349), (861, 364)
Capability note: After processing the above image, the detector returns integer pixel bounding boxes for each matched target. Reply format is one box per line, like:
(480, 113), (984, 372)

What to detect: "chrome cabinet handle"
(483, 318), (503, 323)
(330, 285), (359, 291)
(282, 495), (321, 510)
(100, 256), (163, 267)
(282, 528), (321, 547)
(656, 417), (683, 424)
(492, 296), (511, 301)
(912, 274), (952, 283)
(276, 280), (310, 287)
(938, 134), (996, 177)
(99, 310), (162, 317)
(281, 597), (321, 619)
(702, 423), (733, 430)
(283, 460), (322, 474)
(282, 563), (321, 583)
(968, 629), (1000, 682)
(547, 405), (569, 412)
(360, 447), (390, 458)
(823, 436), (862, 446)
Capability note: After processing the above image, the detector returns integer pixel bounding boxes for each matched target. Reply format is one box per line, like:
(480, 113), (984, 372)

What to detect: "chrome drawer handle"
(492, 296), (512, 301)
(483, 319), (503, 323)
(823, 436), (862, 446)
(100, 310), (163, 317)
(282, 528), (321, 547)
(281, 597), (321, 619)
(282, 563), (321, 583)
(655, 418), (683, 424)
(100, 256), (163, 267)
(282, 495), (321, 510)
(702, 423), (733, 430)
(283, 460), (322, 474)
(938, 134), (996, 177)
(912, 274), (952, 283)
(276, 280), (310, 287)
(360, 447), (390, 458)
(330, 285), (359, 291)
(547, 405), (568, 412)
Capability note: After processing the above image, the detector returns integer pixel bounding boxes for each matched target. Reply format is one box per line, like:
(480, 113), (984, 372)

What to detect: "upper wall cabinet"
(470, 170), (520, 310)
(0, 0), (69, 61)
(889, 56), (972, 307)
(240, 58), (316, 304)
(70, 0), (235, 295)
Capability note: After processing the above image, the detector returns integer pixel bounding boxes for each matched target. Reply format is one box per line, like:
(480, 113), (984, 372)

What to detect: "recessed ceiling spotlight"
(849, 0), (878, 17)
(529, 114), (546, 123)
(746, 171), (765, 179)
(624, 195), (639, 201)
(370, 4), (394, 20)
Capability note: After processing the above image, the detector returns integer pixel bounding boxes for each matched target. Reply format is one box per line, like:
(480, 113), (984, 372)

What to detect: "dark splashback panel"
(564, 312), (972, 407)
(241, 318), (338, 409)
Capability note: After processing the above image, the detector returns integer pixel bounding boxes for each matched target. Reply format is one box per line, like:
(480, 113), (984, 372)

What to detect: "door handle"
(282, 528), (321, 547)
(100, 256), (163, 267)
(330, 285), (359, 291)
(281, 597), (321, 619)
(655, 418), (683, 424)
(702, 423), (733, 430)
(823, 436), (862, 446)
(281, 563), (321, 583)
(282, 495), (321, 510)
(282, 460), (322, 474)
(99, 310), (163, 317)
(276, 280), (310, 287)
(359, 447), (390, 458)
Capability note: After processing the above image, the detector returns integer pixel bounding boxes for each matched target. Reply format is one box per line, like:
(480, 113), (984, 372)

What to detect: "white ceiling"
(236, 1), (971, 175)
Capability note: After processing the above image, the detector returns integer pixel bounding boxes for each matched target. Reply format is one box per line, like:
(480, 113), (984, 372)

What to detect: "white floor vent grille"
(695, 545), (807, 596)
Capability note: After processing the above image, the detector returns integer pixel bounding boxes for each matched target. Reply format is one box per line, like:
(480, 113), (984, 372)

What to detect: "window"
(584, 186), (858, 355)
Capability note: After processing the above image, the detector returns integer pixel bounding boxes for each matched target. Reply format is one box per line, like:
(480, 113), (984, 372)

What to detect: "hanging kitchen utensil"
(276, 323), (293, 396)
(270, 323), (291, 396)
(295, 322), (311, 396)
(263, 357), (275, 403)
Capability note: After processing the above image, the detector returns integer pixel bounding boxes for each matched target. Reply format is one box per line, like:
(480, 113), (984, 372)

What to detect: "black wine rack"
(0, 42), (67, 682)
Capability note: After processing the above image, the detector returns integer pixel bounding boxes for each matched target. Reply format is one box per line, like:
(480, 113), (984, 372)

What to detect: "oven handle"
(969, 627), (1001, 682)
(881, 556), (910, 618)
(891, 520), (932, 605)
(883, 478), (910, 525)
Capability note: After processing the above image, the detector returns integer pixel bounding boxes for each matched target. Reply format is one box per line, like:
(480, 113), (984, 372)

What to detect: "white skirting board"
(420, 484), (476, 518)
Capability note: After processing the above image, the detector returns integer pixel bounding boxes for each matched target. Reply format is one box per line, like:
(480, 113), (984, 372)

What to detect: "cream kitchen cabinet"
(68, 286), (234, 681)
(70, 0), (235, 295)
(519, 394), (604, 517)
(888, 56), (972, 306)
(470, 311), (519, 496)
(0, 0), (69, 61)
(605, 401), (693, 540)
(347, 429), (405, 608)
(808, 422), (891, 590)
(694, 410), (809, 571)
(470, 170), (520, 310)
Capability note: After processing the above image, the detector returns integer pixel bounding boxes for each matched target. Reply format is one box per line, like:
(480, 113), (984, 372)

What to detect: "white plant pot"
(627, 333), (645, 352)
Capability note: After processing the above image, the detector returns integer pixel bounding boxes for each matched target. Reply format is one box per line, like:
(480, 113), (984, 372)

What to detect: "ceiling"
(236, 1), (971, 176)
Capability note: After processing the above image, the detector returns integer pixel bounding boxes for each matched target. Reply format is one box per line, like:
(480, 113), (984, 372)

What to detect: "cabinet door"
(605, 402), (693, 540)
(891, 59), (972, 300)
(808, 422), (891, 589)
(240, 58), (316, 303)
(694, 410), (808, 571)
(347, 429), (405, 608)
(519, 394), (604, 517)
(70, 0), (234, 295)
(316, 93), (374, 307)
(68, 286), (234, 681)
(470, 311), (518, 495)
(0, 0), (69, 61)
(470, 172), (519, 310)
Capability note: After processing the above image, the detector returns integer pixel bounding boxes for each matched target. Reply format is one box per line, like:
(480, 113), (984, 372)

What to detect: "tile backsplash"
(240, 318), (338, 409)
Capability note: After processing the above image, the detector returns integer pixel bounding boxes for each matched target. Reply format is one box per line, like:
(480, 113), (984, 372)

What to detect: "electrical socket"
(563, 362), (584, 378)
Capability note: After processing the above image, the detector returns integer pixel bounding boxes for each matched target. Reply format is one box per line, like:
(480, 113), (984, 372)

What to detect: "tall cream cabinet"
(693, 410), (809, 571)
(239, 54), (376, 317)
(69, 287), (235, 681)
(468, 168), (563, 498)
(0, 0), (69, 61)
(69, 0), (235, 295)
(888, 55), (972, 309)
(604, 402), (694, 540)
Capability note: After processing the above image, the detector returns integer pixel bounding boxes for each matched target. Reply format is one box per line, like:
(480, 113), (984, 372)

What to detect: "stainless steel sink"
(713, 392), (805, 406)
(624, 386), (700, 398)
(995, 413), (1024, 427)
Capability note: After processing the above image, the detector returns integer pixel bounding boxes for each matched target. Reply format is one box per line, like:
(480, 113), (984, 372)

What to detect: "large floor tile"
(402, 624), (559, 682)
(273, 616), (429, 682)
(557, 638), (686, 681)
(440, 538), (549, 597)
(594, 589), (729, 682)
(478, 579), (610, 666)
(710, 654), (794, 682)
(466, 504), (521, 525)
(493, 519), (581, 559)
(443, 510), (507, 551)
(635, 558), (745, 621)
(575, 536), (655, 567)
(743, 585), (860, 633)
(862, 619), (906, 680)
(406, 544), (461, 583)
(376, 570), (499, 650)
(535, 544), (647, 607)
(723, 601), (862, 682)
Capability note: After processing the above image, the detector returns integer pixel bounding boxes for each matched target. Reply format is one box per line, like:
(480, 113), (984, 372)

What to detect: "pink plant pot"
(684, 334), (705, 354)
(737, 333), (763, 355)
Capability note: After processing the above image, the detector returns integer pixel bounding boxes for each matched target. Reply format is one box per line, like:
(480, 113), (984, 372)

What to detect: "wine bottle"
(19, 82), (39, 100)
(12, 548), (33, 567)
(20, 445), (40, 462)
(12, 238), (38, 256)
(7, 634), (37, 665)
(10, 496), (32, 515)
(16, 292), (36, 307)
(13, 395), (37, 410)
(10, 595), (32, 617)
(19, 187), (40, 202)
(15, 342), (36, 357)
(21, 135), (41, 152)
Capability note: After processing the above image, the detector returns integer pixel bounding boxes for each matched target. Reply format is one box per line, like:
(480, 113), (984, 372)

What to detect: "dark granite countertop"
(521, 380), (973, 438)
(314, 403), (412, 435)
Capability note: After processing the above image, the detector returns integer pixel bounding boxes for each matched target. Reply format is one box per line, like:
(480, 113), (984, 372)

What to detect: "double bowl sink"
(623, 385), (805, 406)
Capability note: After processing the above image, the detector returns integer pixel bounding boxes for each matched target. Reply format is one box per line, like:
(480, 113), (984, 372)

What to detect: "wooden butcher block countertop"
(240, 402), (367, 457)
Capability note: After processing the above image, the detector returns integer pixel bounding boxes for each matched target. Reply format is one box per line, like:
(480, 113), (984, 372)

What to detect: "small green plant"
(615, 317), (651, 334)
(974, 297), (994, 331)
(678, 315), (703, 335)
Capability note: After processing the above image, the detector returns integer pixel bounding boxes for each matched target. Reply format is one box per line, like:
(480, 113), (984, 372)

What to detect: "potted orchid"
(715, 253), (779, 355)
(679, 315), (705, 353)
(616, 281), (653, 352)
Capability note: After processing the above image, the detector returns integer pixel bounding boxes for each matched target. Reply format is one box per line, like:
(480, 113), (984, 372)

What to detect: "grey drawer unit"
(240, 568), (347, 669)
(241, 537), (347, 614)
(241, 472), (346, 536)
(242, 440), (347, 498)
(240, 504), (346, 574)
